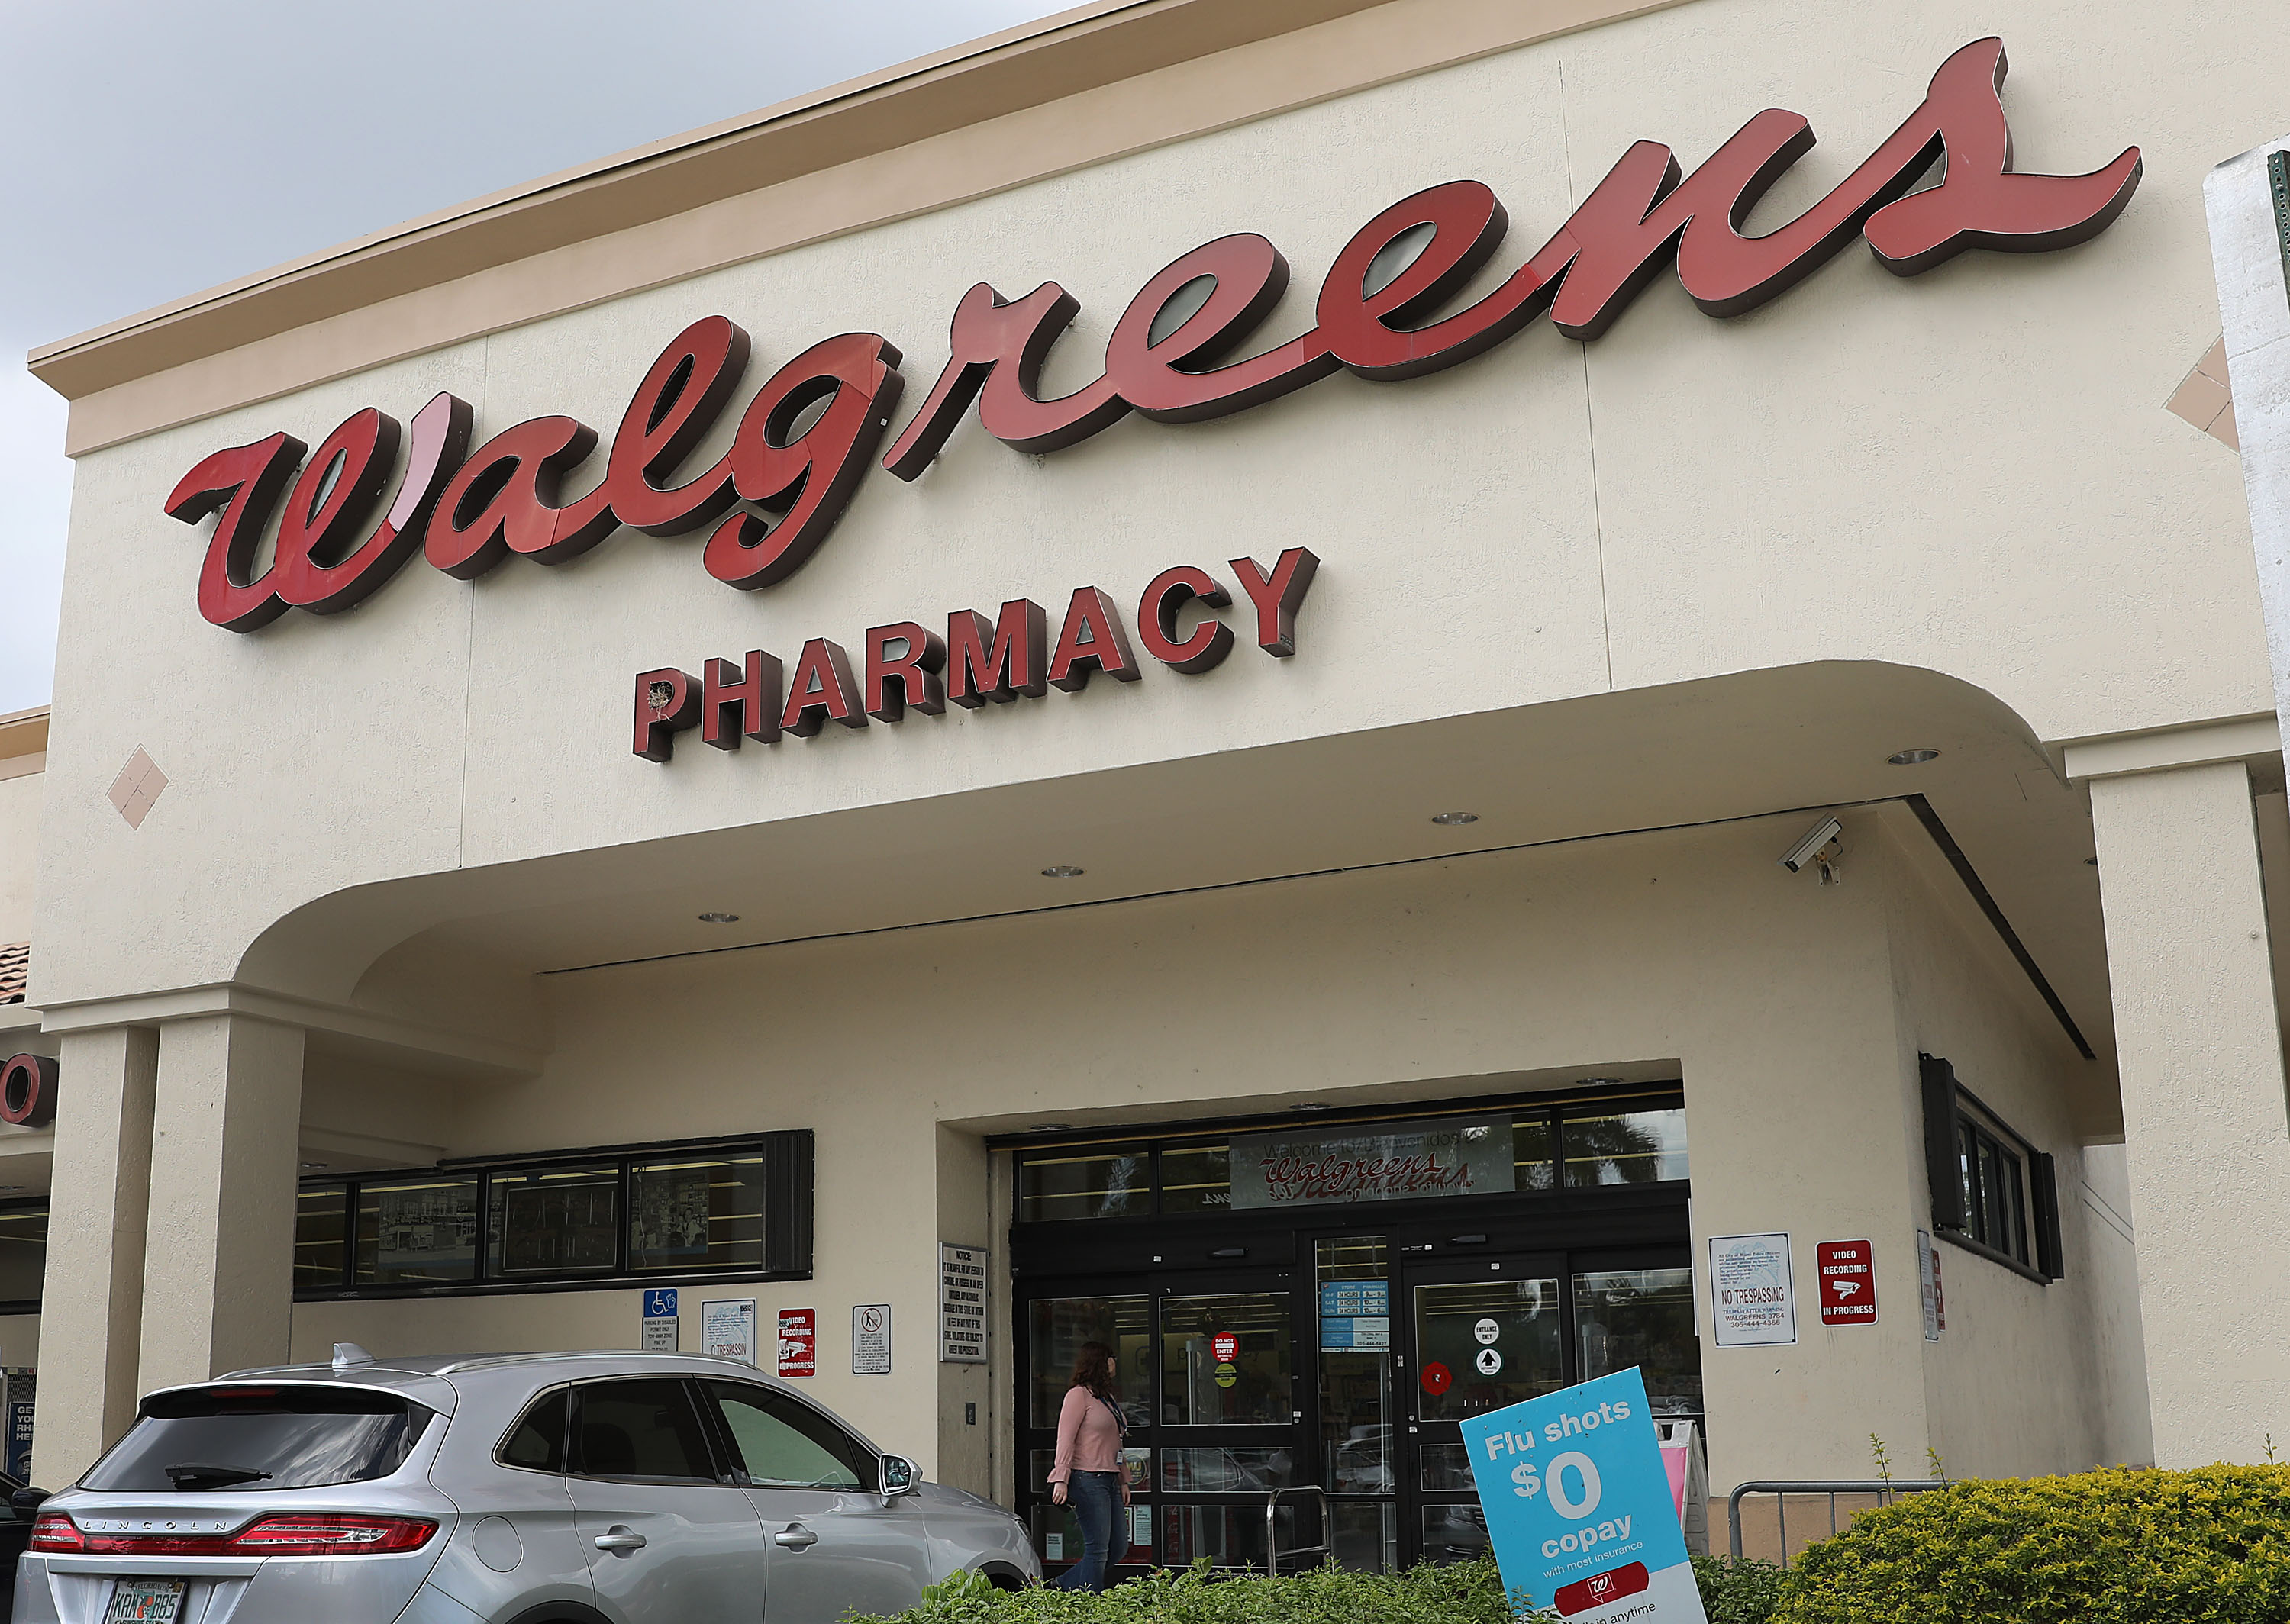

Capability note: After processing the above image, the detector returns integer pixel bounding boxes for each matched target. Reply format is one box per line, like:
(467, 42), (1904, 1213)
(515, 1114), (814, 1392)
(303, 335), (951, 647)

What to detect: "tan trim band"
(40, 0), (1695, 456)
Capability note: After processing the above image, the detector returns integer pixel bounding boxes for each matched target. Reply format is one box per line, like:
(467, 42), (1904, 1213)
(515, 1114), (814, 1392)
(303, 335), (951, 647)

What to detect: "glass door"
(1399, 1252), (1568, 1565)
(1155, 1272), (1308, 1571)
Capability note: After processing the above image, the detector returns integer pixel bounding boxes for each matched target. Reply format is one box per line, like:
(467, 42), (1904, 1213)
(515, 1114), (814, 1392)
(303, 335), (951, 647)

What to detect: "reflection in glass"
(1421, 1503), (1488, 1564)
(1413, 1278), (1563, 1420)
(293, 1186), (347, 1291)
(1163, 1503), (1303, 1570)
(1162, 1447), (1294, 1490)
(0, 1205), (47, 1302)
(627, 1155), (764, 1271)
(1031, 1503), (1147, 1568)
(1331, 1500), (1398, 1575)
(1511, 1116), (1556, 1191)
(1161, 1294), (1292, 1426)
(1159, 1146), (1231, 1213)
(488, 1163), (619, 1276)
(1017, 1149), (1149, 1223)
(1027, 1297), (1151, 1429)
(1420, 1443), (1477, 1492)
(1563, 1106), (1688, 1186)
(356, 1175), (480, 1285)
(1575, 1268), (1703, 1415)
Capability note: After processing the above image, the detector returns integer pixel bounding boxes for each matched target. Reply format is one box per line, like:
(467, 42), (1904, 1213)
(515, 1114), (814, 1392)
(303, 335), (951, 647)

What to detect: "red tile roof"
(0, 944), (24, 1006)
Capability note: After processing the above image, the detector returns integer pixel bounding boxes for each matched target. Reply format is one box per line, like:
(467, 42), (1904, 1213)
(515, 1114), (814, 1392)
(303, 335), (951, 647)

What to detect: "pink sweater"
(1047, 1386), (1124, 1483)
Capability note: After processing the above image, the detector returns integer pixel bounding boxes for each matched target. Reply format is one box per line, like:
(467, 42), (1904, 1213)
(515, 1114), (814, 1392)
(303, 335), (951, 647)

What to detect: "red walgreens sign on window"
(1817, 1240), (1878, 1326)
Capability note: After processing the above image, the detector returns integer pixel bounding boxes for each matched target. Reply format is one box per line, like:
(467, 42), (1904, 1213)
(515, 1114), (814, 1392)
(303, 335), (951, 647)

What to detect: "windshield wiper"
(163, 1463), (273, 1489)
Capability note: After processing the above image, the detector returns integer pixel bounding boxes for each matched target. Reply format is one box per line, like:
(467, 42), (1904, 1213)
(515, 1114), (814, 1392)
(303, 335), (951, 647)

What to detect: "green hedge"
(1774, 1465), (2290, 1624)
(846, 1559), (1540, 1624)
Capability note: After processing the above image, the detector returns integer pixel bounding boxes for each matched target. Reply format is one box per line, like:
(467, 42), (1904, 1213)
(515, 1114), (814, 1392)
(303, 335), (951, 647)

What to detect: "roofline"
(0, 708), (48, 767)
(27, 0), (1691, 428)
(26, 0), (1391, 400)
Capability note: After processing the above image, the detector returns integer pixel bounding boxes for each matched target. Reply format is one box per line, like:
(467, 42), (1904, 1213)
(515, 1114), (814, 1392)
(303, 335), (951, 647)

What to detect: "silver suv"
(15, 1347), (1039, 1624)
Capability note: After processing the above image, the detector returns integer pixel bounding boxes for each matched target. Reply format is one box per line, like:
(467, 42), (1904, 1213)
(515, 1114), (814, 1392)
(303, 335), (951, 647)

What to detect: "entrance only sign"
(1459, 1368), (1707, 1623)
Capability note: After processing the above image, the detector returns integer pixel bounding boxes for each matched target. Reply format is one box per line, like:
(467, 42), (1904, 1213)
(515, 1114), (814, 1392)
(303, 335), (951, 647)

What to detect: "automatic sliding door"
(1024, 1294), (1153, 1573)
(1156, 1284), (1305, 1569)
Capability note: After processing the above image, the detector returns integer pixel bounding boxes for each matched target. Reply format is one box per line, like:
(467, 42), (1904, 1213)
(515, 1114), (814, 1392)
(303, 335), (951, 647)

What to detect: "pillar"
(138, 1014), (305, 1393)
(30, 1026), (156, 1487)
(2088, 758), (2290, 1465)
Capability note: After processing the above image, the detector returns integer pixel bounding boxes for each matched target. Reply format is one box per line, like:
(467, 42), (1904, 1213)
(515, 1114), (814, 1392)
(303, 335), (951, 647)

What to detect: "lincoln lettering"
(165, 38), (2139, 636)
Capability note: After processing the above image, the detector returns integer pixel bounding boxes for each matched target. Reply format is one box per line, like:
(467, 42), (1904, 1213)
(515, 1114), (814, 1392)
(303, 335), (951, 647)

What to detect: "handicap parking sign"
(644, 1288), (679, 1319)
(1459, 1368), (1705, 1622)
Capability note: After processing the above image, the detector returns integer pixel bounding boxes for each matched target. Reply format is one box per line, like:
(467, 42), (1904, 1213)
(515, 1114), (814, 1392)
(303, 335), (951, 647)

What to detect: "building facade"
(11, 0), (2290, 1574)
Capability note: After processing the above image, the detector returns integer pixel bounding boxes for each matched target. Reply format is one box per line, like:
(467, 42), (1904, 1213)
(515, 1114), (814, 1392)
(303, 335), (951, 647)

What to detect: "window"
(569, 1380), (719, 1482)
(500, 1390), (568, 1474)
(86, 1386), (435, 1492)
(1018, 1147), (1149, 1222)
(1561, 1106), (1688, 1186)
(1920, 1055), (2063, 1281)
(0, 1204), (49, 1307)
(490, 1164), (618, 1277)
(705, 1381), (874, 1492)
(357, 1175), (480, 1286)
(294, 1132), (811, 1300)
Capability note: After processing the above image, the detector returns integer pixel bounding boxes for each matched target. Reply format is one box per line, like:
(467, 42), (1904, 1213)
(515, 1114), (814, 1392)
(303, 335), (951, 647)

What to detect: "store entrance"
(1008, 1091), (1701, 1577)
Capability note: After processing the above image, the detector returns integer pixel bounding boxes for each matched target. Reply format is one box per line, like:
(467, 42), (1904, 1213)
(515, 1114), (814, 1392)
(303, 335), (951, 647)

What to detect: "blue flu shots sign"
(1459, 1368), (1705, 1622)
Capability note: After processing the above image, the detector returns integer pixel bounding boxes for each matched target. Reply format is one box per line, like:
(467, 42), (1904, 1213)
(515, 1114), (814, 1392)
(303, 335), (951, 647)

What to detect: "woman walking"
(1047, 1340), (1130, 1590)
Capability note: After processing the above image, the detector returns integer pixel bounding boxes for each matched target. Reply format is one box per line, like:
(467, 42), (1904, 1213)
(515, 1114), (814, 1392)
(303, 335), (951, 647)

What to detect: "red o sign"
(1420, 1362), (1453, 1396)
(1211, 1333), (1239, 1363)
(0, 1055), (56, 1129)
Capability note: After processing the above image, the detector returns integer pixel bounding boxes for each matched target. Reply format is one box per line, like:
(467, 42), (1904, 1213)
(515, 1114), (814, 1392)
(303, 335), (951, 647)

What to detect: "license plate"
(106, 1578), (185, 1622)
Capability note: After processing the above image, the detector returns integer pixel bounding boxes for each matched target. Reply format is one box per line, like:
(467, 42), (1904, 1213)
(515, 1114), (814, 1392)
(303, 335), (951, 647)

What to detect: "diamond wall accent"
(106, 749), (168, 830)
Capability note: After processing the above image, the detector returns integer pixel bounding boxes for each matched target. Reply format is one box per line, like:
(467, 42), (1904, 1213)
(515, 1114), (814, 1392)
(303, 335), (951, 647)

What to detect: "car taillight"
(224, 1515), (437, 1555)
(34, 1513), (437, 1558)
(28, 1513), (82, 1553)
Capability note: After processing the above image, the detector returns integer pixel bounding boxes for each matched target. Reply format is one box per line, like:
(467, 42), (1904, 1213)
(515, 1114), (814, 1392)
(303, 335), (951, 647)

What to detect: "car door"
(563, 1378), (770, 1624)
(701, 1380), (933, 1624)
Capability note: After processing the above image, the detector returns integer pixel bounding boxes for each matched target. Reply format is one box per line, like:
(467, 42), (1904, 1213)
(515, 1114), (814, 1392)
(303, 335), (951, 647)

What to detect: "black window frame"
(1007, 1086), (1689, 1224)
(294, 1129), (813, 1302)
(1919, 1054), (2063, 1284)
(0, 1198), (50, 1316)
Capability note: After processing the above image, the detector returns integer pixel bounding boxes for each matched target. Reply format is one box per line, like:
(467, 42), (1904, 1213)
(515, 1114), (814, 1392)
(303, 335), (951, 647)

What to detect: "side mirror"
(881, 1455), (920, 1499)
(10, 1488), (48, 1520)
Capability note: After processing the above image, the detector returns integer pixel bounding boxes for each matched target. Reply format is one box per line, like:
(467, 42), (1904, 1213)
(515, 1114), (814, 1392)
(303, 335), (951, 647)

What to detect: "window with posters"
(295, 1130), (813, 1299)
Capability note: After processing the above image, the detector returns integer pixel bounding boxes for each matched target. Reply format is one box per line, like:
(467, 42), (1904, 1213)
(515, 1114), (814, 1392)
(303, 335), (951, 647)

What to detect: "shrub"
(1773, 1464), (2290, 1624)
(847, 1559), (1552, 1624)
(1692, 1554), (1787, 1623)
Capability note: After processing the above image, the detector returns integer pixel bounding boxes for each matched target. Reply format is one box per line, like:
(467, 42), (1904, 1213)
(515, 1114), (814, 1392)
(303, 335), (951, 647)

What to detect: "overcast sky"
(0, 0), (1072, 715)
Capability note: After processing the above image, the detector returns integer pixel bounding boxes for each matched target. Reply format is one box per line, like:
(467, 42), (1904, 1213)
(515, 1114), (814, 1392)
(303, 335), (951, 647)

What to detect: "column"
(138, 1014), (305, 1393)
(2088, 758), (2290, 1466)
(29, 1026), (156, 1487)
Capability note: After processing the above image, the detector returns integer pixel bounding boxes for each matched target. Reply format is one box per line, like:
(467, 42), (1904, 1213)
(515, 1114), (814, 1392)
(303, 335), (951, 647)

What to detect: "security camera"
(1780, 816), (1843, 875)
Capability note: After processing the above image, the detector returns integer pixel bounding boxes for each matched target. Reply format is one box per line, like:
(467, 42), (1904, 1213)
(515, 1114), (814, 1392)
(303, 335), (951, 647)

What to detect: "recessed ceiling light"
(1030, 1123), (1074, 1133)
(1887, 749), (1941, 765)
(298, 1162), (330, 1172)
(1430, 811), (1479, 826)
(1576, 1077), (1623, 1088)
(698, 912), (740, 923)
(1041, 865), (1085, 879)
(1290, 1102), (1333, 1113)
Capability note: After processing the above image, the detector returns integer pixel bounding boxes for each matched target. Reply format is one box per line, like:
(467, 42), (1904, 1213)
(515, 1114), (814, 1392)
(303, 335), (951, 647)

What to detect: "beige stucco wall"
(286, 807), (2108, 1493)
(31, 0), (2279, 1014)
(0, 771), (40, 949)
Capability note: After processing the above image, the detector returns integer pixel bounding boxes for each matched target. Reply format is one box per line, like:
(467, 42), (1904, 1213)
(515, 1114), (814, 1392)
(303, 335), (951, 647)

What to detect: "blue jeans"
(1053, 1470), (1128, 1591)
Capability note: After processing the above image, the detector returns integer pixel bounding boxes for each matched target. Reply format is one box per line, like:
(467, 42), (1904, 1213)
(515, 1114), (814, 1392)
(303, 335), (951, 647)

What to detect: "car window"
(569, 1381), (719, 1483)
(83, 1385), (434, 1492)
(705, 1382), (875, 1492)
(500, 1390), (567, 1473)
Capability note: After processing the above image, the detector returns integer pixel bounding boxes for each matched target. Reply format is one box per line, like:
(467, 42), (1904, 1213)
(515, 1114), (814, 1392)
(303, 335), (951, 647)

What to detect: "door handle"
(593, 1526), (647, 1555)
(773, 1524), (820, 1550)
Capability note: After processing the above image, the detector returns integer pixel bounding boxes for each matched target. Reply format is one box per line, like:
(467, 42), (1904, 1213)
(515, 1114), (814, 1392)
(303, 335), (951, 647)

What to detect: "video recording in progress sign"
(1816, 1240), (1877, 1327)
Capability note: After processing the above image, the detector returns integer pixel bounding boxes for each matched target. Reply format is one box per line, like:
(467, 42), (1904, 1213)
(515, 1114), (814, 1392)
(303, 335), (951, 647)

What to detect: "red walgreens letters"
(168, 39), (2138, 633)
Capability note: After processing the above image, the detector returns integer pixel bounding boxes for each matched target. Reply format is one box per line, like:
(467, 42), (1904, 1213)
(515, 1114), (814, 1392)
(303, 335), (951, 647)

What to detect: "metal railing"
(1727, 1480), (1951, 1567)
(1261, 1484), (1332, 1574)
